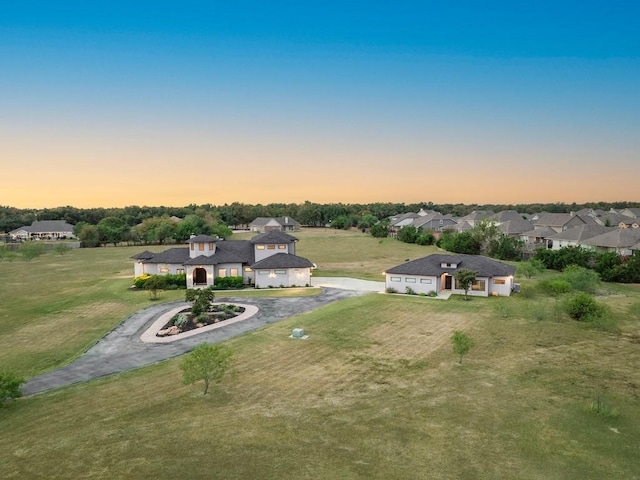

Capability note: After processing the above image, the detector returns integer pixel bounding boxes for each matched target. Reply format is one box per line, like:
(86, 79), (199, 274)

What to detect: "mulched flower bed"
(157, 304), (245, 337)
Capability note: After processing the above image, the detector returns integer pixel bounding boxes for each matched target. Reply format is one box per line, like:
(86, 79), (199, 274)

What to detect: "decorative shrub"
(213, 276), (244, 289)
(405, 287), (417, 295)
(386, 287), (397, 294)
(172, 313), (189, 327)
(164, 273), (187, 288)
(133, 274), (151, 288)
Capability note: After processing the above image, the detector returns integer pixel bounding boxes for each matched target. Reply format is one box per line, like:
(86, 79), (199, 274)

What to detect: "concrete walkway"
(22, 288), (362, 396)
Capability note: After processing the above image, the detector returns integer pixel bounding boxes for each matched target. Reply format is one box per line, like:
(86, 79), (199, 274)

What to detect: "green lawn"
(1, 233), (640, 479)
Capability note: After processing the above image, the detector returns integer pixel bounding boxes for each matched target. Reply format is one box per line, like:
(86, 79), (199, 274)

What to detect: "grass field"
(1, 231), (640, 479)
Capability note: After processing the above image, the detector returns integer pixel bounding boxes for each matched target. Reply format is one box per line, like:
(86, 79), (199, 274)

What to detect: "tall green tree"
(180, 343), (235, 395)
(77, 224), (101, 247)
(97, 216), (127, 246)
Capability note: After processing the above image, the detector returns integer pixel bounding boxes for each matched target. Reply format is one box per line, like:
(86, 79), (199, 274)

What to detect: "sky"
(1, 1), (639, 208)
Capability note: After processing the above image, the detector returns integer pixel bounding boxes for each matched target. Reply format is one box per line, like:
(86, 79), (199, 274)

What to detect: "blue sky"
(1, 1), (639, 207)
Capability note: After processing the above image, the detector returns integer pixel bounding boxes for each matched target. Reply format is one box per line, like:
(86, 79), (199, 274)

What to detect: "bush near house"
(213, 276), (244, 290)
(134, 273), (186, 290)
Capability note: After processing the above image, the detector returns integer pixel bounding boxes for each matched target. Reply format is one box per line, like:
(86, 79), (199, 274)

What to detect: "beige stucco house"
(132, 231), (313, 288)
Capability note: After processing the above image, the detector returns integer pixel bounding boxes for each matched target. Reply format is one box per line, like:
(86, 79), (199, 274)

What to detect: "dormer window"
(198, 243), (204, 251)
(256, 245), (265, 250)
(267, 244), (276, 249)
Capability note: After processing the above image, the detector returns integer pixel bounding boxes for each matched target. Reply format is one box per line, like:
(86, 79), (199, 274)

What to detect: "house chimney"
(285, 216), (289, 223)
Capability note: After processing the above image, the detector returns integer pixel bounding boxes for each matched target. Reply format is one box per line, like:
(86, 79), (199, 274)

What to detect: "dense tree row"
(2, 200), (639, 233)
(533, 246), (640, 284)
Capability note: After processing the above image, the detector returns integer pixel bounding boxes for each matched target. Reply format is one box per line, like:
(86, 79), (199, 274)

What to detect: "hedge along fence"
(134, 273), (187, 289)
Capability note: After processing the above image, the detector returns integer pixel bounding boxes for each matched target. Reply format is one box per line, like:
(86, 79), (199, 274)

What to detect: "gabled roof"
(490, 210), (524, 223)
(389, 212), (420, 226)
(520, 227), (557, 238)
(249, 217), (300, 227)
(545, 225), (615, 242)
(250, 231), (298, 244)
(459, 210), (494, 222)
(533, 213), (588, 227)
(497, 219), (533, 235)
(385, 254), (516, 277)
(581, 228), (640, 249)
(251, 253), (314, 269)
(597, 213), (638, 227)
(448, 221), (473, 232)
(412, 213), (457, 228)
(184, 240), (254, 265)
(276, 216), (300, 227)
(621, 208), (640, 218)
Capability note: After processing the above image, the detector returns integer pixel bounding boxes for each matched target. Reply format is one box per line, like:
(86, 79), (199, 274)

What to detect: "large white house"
(385, 254), (517, 297)
(132, 231), (314, 289)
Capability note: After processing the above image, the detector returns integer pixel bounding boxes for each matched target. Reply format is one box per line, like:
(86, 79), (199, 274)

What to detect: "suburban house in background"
(9, 220), (75, 240)
(249, 217), (301, 233)
(384, 254), (517, 297)
(533, 213), (596, 233)
(132, 231), (314, 288)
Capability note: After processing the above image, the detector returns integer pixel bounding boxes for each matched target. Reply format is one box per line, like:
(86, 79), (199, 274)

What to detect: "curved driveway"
(22, 288), (362, 396)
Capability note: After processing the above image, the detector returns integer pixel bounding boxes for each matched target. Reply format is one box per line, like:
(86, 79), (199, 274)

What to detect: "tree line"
(2, 200), (639, 233)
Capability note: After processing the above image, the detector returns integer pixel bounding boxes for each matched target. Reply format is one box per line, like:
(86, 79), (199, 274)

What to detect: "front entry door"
(444, 275), (453, 290)
(193, 268), (207, 285)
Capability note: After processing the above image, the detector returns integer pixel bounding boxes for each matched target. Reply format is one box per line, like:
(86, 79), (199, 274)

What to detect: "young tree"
(453, 269), (478, 300)
(451, 331), (474, 364)
(0, 371), (25, 407)
(185, 288), (216, 317)
(180, 343), (235, 395)
(144, 275), (167, 300)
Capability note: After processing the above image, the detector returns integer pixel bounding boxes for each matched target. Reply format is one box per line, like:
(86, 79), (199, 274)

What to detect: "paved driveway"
(22, 288), (362, 396)
(311, 276), (385, 292)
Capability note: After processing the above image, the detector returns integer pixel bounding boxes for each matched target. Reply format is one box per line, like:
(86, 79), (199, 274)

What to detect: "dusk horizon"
(2, 2), (639, 209)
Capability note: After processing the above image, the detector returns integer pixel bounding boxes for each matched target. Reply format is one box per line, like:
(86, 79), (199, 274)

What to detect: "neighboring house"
(620, 208), (640, 218)
(544, 225), (614, 250)
(595, 213), (640, 229)
(497, 219), (534, 236)
(412, 212), (458, 232)
(9, 220), (75, 240)
(533, 213), (595, 233)
(489, 210), (524, 225)
(519, 227), (557, 250)
(580, 228), (640, 256)
(132, 231), (313, 288)
(458, 210), (494, 227)
(384, 254), (517, 297)
(388, 212), (422, 235)
(249, 217), (301, 233)
(448, 221), (473, 233)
